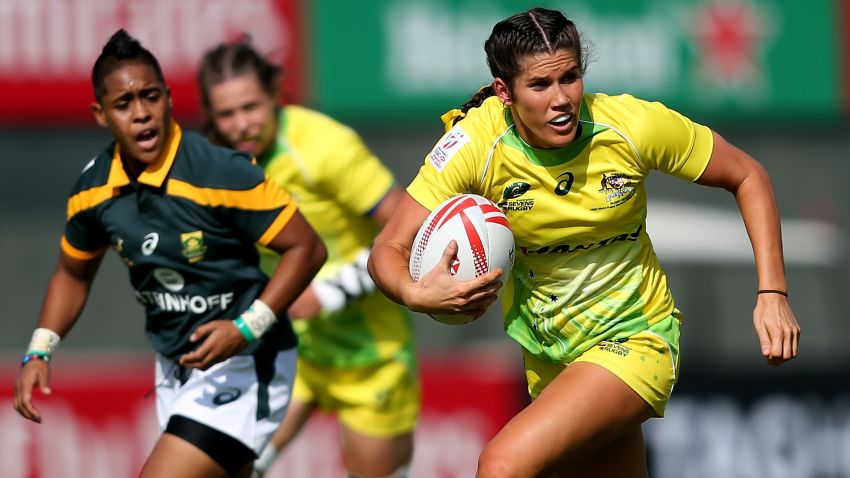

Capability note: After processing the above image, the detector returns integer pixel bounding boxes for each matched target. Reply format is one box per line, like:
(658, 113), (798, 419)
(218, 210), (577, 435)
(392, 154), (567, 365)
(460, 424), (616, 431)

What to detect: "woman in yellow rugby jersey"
(197, 39), (418, 478)
(369, 7), (800, 477)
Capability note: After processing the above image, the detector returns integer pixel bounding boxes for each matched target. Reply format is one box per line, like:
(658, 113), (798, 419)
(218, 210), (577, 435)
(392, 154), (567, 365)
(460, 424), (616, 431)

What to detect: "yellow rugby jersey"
(257, 106), (414, 368)
(409, 94), (714, 364)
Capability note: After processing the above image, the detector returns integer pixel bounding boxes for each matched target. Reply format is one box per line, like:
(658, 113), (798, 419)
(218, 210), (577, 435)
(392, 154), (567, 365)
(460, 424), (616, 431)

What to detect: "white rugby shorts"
(154, 348), (296, 455)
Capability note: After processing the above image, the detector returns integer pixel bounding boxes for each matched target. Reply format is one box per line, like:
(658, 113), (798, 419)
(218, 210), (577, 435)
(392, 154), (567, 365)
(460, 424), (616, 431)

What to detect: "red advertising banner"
(0, 0), (305, 125)
(0, 352), (525, 478)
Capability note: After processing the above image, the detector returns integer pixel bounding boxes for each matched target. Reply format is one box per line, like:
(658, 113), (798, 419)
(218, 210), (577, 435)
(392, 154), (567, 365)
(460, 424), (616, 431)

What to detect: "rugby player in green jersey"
(369, 7), (800, 477)
(197, 39), (418, 478)
(13, 30), (327, 478)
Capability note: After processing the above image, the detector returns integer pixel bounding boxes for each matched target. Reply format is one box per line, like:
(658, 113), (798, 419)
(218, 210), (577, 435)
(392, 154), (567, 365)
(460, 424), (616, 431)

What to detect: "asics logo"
(141, 232), (159, 256)
(554, 172), (574, 196)
(212, 388), (242, 406)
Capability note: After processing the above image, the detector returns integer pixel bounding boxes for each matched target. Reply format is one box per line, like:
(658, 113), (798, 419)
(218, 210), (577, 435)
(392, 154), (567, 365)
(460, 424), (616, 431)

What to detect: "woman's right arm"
(368, 192), (502, 320)
(14, 251), (103, 422)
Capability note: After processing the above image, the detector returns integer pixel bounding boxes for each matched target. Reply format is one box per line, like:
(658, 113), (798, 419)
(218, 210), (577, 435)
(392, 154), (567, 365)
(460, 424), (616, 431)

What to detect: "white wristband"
(312, 249), (377, 313)
(27, 328), (60, 356)
(233, 299), (277, 342)
(253, 442), (279, 475)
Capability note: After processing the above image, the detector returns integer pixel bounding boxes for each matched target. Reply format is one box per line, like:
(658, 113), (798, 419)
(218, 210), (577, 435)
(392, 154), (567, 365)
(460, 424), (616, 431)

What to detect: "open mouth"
(547, 113), (573, 132)
(236, 137), (261, 154)
(136, 128), (159, 151)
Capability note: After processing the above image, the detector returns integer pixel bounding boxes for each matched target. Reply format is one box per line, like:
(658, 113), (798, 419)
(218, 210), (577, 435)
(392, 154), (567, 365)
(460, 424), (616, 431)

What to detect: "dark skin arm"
(178, 210), (326, 369)
(368, 192), (502, 320)
(14, 250), (105, 423)
(697, 131), (800, 365)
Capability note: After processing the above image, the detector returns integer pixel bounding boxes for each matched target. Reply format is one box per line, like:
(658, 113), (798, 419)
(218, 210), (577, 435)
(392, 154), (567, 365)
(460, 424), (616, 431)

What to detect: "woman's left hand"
(179, 320), (248, 370)
(752, 294), (800, 366)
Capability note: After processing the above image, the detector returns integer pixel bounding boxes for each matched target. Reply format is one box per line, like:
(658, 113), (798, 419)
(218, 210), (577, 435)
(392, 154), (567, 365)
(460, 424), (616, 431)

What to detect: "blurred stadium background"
(1, 0), (848, 476)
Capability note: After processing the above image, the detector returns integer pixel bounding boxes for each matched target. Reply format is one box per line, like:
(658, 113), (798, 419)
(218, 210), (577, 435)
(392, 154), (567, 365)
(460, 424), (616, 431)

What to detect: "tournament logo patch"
(502, 181), (531, 200)
(591, 172), (637, 211)
(499, 180), (535, 211)
(428, 124), (470, 172)
(181, 231), (207, 263)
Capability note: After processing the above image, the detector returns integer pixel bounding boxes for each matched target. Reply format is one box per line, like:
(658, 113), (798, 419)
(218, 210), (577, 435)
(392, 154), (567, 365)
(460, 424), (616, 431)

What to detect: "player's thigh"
(141, 433), (231, 478)
(559, 425), (648, 478)
(340, 426), (414, 477)
(321, 358), (418, 473)
(154, 348), (297, 473)
(478, 361), (653, 478)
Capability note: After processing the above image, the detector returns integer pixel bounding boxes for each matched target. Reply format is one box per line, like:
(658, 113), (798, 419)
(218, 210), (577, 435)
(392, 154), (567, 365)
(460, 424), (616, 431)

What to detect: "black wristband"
(757, 289), (788, 297)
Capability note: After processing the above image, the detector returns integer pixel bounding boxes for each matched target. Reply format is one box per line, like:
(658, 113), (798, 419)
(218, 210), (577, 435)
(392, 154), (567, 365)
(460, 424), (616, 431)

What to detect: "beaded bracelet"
(757, 289), (788, 297)
(21, 351), (51, 367)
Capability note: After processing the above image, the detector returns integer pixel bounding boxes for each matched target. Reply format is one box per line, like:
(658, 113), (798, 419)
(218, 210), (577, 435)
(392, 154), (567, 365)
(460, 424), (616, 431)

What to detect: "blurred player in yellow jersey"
(369, 7), (800, 478)
(198, 38), (418, 478)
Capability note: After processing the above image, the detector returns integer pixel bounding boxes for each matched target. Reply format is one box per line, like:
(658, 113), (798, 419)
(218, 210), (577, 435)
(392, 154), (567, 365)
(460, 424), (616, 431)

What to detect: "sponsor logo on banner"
(688, 0), (774, 105)
(0, 0), (304, 123)
(429, 124), (470, 172)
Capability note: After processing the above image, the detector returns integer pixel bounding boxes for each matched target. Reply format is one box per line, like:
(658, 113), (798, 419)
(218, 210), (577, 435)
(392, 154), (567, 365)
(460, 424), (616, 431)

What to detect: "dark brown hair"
(458, 7), (588, 116)
(197, 36), (281, 145)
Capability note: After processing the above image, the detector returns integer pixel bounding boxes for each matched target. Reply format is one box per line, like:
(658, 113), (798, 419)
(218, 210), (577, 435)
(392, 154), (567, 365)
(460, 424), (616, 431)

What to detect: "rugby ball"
(409, 194), (515, 325)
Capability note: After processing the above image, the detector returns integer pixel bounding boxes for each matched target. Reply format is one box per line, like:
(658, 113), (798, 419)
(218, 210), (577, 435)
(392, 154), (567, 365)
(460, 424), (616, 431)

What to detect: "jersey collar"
(256, 107), (287, 168)
(110, 121), (182, 188)
(502, 97), (608, 167)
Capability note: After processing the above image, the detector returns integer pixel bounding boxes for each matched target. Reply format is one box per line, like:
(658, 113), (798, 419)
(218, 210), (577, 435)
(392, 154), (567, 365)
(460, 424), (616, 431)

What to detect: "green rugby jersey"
(256, 106), (414, 368)
(409, 94), (713, 364)
(61, 122), (299, 359)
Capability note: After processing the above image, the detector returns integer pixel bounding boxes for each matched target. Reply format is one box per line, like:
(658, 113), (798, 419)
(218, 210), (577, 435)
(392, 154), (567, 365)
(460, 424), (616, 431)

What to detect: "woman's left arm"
(180, 211), (326, 369)
(696, 131), (800, 365)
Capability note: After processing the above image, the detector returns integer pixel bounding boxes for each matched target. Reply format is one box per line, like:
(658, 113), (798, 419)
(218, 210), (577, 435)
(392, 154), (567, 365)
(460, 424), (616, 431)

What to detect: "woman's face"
(207, 73), (278, 157)
(92, 60), (172, 170)
(496, 48), (584, 149)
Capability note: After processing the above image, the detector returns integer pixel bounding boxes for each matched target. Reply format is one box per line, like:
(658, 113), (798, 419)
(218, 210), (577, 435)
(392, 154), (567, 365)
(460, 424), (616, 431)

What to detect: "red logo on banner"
(691, 0), (770, 90)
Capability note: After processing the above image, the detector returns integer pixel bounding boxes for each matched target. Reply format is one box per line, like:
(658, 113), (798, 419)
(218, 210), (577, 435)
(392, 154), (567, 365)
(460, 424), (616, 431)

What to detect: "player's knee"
(348, 463), (410, 478)
(477, 444), (524, 478)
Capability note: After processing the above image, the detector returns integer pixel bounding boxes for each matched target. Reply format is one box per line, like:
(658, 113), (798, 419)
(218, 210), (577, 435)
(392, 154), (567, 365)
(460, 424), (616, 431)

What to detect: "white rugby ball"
(409, 194), (515, 325)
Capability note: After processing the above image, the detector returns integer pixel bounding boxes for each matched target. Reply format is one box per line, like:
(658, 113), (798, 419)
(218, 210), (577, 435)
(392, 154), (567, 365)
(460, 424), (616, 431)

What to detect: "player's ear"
(494, 78), (512, 106)
(91, 102), (109, 128)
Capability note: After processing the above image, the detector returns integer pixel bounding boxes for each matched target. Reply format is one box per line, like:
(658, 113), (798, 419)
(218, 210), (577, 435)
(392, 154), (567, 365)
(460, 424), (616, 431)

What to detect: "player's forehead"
(517, 49), (580, 80)
(208, 73), (269, 108)
(101, 60), (163, 95)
